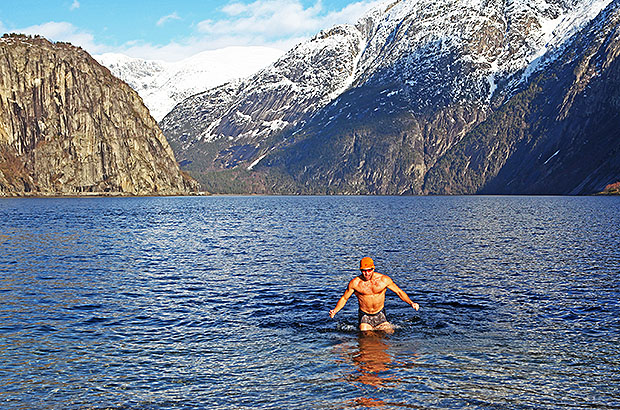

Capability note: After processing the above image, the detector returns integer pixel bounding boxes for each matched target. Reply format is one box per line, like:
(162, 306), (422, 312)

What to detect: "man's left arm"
(387, 281), (419, 311)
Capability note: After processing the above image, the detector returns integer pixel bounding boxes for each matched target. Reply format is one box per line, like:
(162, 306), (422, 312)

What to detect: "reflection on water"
(351, 333), (394, 388)
(336, 331), (419, 409)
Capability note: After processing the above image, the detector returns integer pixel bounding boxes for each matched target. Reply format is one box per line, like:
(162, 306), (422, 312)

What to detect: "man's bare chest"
(354, 280), (387, 296)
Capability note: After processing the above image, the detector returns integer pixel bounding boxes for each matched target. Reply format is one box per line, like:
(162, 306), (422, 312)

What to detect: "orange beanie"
(360, 257), (375, 270)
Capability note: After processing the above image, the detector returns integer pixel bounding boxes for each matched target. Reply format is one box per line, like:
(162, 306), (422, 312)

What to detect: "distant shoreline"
(0, 191), (211, 199)
(2, 192), (619, 199)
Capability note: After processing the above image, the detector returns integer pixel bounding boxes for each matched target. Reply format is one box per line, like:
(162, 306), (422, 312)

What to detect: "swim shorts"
(358, 308), (389, 328)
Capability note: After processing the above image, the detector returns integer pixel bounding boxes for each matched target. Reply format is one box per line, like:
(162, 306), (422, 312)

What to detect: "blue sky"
(0, 0), (384, 60)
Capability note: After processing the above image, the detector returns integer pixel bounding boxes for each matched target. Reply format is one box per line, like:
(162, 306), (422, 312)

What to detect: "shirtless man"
(329, 257), (419, 332)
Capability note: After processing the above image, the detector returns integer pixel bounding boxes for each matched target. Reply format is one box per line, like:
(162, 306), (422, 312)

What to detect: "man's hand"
(411, 302), (419, 311)
(329, 309), (336, 318)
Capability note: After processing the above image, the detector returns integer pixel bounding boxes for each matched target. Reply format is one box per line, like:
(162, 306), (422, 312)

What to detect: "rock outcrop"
(598, 181), (620, 195)
(0, 34), (198, 196)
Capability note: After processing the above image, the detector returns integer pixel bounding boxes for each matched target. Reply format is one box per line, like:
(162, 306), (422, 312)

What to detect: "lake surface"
(1, 195), (619, 409)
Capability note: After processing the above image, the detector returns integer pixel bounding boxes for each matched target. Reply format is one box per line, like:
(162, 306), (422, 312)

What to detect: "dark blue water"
(1, 196), (619, 409)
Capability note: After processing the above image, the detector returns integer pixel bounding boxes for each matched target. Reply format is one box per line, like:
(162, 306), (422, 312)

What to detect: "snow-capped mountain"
(95, 47), (283, 121)
(160, 0), (619, 195)
(160, 24), (365, 169)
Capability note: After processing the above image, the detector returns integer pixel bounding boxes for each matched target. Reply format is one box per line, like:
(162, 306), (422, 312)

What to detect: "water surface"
(1, 196), (619, 409)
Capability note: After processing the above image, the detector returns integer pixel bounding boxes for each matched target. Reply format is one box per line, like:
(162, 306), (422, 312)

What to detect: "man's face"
(360, 268), (374, 281)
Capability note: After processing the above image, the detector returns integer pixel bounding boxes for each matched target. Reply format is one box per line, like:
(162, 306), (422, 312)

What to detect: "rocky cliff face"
(0, 34), (198, 196)
(425, 1), (620, 194)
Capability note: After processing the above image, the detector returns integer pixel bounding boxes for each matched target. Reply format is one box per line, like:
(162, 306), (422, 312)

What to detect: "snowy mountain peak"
(95, 46), (283, 121)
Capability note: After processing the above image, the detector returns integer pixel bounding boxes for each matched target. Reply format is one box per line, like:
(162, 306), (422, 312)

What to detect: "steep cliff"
(0, 34), (198, 196)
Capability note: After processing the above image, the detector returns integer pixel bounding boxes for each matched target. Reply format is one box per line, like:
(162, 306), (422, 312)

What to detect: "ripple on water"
(0, 196), (619, 409)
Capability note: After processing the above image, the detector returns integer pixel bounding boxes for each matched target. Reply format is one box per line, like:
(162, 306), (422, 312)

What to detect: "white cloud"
(322, 0), (386, 27)
(4, 1), (387, 62)
(119, 0), (386, 61)
(8, 20), (224, 62)
(197, 0), (385, 47)
(157, 12), (182, 27)
(14, 21), (107, 53)
(198, 1), (318, 38)
(70, 0), (80, 10)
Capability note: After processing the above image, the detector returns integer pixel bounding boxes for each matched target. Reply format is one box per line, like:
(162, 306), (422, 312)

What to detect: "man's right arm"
(329, 281), (355, 318)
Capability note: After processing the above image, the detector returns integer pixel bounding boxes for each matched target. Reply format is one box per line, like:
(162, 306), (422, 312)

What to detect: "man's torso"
(352, 273), (391, 314)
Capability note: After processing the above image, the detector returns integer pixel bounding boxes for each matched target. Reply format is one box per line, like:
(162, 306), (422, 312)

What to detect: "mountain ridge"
(424, 0), (620, 195)
(159, 0), (618, 195)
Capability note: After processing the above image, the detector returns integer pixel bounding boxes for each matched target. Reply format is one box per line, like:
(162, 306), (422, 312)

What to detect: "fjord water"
(1, 196), (619, 409)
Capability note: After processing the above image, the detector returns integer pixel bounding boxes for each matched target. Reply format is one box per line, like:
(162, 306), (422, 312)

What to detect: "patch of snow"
(326, 26), (365, 101)
(247, 153), (268, 170)
(519, 0), (613, 84)
(544, 150), (560, 165)
(262, 119), (289, 131)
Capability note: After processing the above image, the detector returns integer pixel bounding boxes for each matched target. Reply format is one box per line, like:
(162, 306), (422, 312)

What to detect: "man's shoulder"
(375, 272), (393, 284)
(349, 276), (362, 286)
